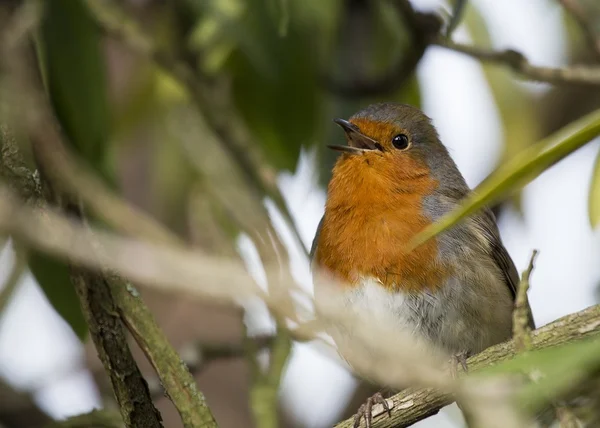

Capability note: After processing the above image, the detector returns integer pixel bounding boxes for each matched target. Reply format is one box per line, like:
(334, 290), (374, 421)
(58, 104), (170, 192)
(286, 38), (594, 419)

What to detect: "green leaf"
(39, 0), (112, 181)
(589, 148), (600, 228)
(228, 0), (322, 171)
(410, 108), (600, 249)
(28, 252), (87, 341)
(475, 337), (600, 413)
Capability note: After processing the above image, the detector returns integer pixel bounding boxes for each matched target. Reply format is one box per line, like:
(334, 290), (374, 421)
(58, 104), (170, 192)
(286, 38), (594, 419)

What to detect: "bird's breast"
(314, 178), (453, 293)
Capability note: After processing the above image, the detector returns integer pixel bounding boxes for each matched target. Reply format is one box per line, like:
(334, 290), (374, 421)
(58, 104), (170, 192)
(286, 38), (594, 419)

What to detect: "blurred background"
(1, 0), (600, 427)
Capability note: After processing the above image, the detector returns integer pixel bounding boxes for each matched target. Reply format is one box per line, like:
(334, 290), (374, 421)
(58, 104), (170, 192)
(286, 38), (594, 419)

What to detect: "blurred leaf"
(188, 0), (336, 171)
(28, 253), (87, 341)
(477, 337), (600, 413)
(227, 0), (323, 172)
(39, 0), (112, 182)
(589, 147), (600, 228)
(411, 108), (600, 249)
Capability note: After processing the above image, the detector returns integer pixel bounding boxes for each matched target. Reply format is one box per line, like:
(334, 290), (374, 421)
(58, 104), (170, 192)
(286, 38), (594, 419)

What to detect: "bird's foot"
(450, 350), (469, 379)
(353, 391), (392, 428)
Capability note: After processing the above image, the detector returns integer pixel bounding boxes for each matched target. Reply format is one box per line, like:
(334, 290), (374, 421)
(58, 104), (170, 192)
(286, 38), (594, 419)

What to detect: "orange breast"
(314, 152), (452, 292)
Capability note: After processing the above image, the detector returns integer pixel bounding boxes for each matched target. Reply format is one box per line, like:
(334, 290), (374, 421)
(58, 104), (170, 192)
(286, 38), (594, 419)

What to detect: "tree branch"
(68, 268), (164, 427)
(0, 5), (162, 426)
(334, 303), (600, 428)
(434, 38), (600, 85)
(109, 278), (217, 427)
(0, 7), (217, 425)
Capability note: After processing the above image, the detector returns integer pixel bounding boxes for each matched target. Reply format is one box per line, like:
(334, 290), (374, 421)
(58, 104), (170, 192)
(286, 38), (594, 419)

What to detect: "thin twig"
(434, 38), (600, 85)
(513, 249), (538, 352)
(558, 0), (600, 59)
(512, 252), (583, 427)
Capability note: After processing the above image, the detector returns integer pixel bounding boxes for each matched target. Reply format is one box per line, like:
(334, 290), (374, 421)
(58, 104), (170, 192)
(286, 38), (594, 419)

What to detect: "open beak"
(328, 118), (380, 154)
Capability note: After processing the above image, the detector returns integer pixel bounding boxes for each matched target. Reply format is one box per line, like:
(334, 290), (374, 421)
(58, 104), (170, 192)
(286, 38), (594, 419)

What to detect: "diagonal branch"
(334, 304), (600, 428)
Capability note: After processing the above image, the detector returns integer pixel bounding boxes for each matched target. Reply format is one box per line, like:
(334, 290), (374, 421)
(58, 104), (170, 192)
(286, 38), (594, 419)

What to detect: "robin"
(310, 103), (534, 427)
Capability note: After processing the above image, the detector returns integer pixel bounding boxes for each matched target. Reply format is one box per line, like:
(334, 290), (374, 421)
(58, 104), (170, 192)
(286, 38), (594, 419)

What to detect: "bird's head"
(329, 103), (458, 186)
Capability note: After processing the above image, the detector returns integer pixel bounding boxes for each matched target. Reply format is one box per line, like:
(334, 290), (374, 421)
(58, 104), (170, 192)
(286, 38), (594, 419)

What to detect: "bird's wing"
(475, 208), (536, 329)
(309, 216), (324, 264)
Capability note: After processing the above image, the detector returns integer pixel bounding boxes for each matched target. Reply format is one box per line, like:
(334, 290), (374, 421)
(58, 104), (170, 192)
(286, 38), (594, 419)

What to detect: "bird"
(309, 102), (534, 427)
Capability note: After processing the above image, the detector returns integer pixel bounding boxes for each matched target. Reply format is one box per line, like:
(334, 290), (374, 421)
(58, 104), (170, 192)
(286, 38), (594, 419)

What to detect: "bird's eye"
(392, 134), (410, 150)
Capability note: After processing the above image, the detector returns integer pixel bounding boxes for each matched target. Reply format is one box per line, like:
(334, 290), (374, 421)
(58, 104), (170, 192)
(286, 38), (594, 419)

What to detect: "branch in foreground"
(435, 38), (600, 85)
(334, 303), (600, 428)
(0, 5), (161, 427)
(3, 13), (216, 427)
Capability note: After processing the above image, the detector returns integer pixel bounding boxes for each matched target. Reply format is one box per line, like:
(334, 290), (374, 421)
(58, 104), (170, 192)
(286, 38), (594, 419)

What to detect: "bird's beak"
(328, 118), (379, 154)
